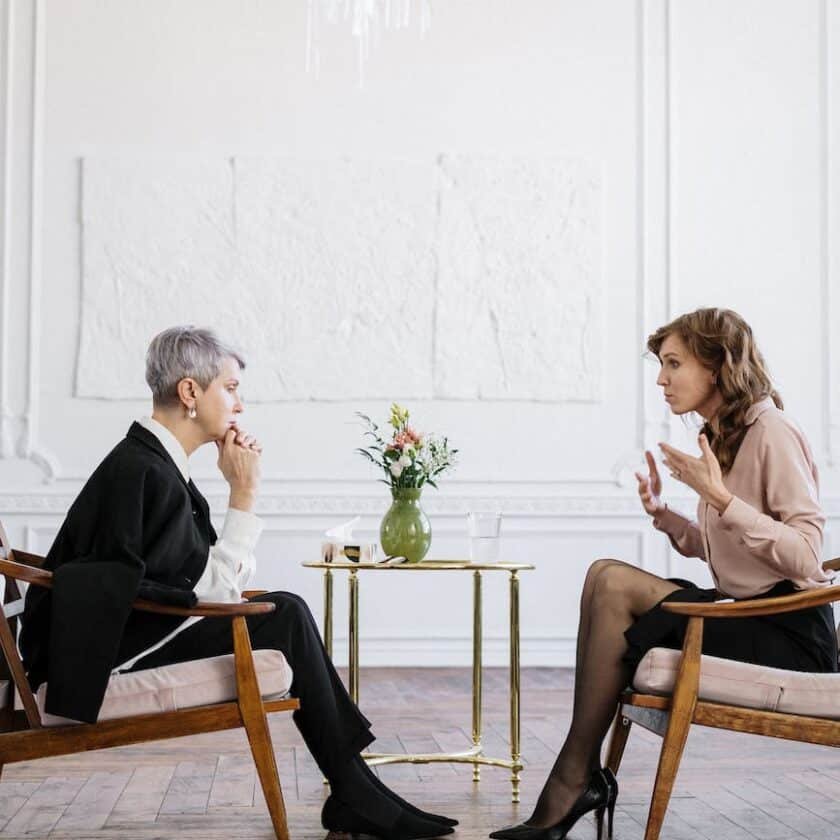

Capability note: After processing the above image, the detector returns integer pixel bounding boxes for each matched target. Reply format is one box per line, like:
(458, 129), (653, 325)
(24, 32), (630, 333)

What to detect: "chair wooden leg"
(644, 617), (702, 840)
(233, 617), (291, 840)
(605, 705), (631, 775)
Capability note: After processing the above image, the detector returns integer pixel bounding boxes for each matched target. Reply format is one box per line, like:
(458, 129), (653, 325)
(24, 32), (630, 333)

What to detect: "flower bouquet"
(356, 404), (457, 562)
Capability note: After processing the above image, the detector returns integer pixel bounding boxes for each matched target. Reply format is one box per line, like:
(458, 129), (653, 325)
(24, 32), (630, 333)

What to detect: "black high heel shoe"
(488, 770), (610, 840)
(594, 768), (618, 840)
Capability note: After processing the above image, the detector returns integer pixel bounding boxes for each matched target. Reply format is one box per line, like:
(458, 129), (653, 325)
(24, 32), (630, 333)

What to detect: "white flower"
(398, 454), (412, 468)
(390, 462), (404, 477)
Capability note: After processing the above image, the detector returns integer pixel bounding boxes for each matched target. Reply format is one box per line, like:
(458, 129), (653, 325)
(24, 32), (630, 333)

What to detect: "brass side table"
(301, 559), (534, 802)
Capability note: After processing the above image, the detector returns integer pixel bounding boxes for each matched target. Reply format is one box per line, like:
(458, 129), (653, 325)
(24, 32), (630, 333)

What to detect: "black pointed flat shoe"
(359, 761), (458, 826)
(322, 794), (455, 839)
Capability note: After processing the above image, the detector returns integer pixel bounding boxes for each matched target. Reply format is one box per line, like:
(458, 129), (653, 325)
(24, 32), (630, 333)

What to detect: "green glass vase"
(379, 487), (432, 564)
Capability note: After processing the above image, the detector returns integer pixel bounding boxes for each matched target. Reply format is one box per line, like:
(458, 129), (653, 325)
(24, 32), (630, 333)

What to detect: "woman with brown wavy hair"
(490, 307), (836, 840)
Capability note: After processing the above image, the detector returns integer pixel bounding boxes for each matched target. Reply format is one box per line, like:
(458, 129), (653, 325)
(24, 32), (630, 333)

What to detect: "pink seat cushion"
(35, 650), (293, 727)
(633, 647), (840, 719)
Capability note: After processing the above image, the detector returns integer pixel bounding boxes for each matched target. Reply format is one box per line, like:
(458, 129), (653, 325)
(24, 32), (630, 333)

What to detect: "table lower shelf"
(362, 747), (524, 800)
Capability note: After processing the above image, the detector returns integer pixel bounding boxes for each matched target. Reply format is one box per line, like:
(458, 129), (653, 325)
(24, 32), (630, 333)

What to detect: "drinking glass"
(467, 511), (502, 563)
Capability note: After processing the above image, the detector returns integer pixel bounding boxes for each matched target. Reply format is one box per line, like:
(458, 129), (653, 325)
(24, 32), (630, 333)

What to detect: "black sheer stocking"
(527, 561), (681, 828)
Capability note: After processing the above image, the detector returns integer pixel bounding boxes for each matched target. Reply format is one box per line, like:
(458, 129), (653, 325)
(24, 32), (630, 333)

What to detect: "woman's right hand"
(216, 428), (261, 512)
(635, 450), (666, 516)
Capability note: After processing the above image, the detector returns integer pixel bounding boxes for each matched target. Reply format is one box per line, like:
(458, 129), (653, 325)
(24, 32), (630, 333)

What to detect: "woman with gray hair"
(21, 326), (455, 840)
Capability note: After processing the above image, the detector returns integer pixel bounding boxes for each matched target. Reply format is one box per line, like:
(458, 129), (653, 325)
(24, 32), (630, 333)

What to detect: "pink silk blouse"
(652, 397), (833, 599)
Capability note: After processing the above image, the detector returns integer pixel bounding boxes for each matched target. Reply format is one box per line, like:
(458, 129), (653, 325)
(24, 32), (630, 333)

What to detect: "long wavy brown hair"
(647, 308), (782, 473)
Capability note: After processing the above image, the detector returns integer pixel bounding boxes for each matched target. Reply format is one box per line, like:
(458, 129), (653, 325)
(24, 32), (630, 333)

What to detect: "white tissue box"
(321, 542), (378, 563)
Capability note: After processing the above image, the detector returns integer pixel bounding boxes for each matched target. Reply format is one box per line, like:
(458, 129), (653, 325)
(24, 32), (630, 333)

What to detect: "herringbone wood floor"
(0, 668), (839, 838)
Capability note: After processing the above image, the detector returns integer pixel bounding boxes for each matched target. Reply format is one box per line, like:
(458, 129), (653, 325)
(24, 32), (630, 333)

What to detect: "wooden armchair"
(0, 523), (299, 840)
(606, 557), (840, 840)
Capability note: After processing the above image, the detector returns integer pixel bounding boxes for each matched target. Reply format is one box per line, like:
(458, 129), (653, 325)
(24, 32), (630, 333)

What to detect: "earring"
(188, 407), (197, 419)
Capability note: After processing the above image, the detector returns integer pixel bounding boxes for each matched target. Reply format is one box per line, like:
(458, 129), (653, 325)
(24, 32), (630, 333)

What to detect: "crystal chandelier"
(306, 0), (432, 86)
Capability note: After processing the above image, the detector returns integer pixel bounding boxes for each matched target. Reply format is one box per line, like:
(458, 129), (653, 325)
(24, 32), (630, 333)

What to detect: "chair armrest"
(242, 589), (269, 599)
(131, 599), (275, 617)
(7, 550), (46, 568)
(0, 557), (275, 618)
(662, 583), (840, 618)
(0, 558), (52, 588)
(823, 557), (840, 573)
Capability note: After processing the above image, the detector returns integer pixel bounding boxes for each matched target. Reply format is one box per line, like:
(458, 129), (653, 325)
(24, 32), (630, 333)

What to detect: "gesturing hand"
(635, 450), (666, 516)
(658, 435), (733, 513)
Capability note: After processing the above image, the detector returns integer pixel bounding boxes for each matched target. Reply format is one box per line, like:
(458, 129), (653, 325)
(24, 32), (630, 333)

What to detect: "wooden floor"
(1, 667), (839, 838)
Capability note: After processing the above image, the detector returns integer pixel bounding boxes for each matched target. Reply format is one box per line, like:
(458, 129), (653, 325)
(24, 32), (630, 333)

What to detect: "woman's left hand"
(658, 435), (733, 513)
(232, 425), (263, 454)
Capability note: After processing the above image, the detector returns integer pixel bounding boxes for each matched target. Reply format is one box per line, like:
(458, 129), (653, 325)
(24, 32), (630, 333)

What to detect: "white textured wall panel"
(235, 157), (438, 400)
(435, 156), (602, 401)
(77, 158), (237, 398)
(77, 155), (602, 403)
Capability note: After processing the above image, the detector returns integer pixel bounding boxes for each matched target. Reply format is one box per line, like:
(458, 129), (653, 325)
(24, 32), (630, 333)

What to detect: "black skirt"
(623, 579), (838, 679)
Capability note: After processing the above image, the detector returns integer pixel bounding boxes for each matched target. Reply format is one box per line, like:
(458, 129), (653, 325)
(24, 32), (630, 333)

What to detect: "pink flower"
(393, 428), (421, 450)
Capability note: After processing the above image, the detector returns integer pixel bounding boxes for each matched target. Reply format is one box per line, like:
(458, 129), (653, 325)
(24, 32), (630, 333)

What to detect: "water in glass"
(467, 512), (502, 564)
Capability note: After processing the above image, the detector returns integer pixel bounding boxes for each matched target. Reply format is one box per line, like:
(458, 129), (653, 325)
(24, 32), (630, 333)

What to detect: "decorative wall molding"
(23, 0), (49, 474)
(0, 0), (13, 457)
(54, 471), (629, 487)
(825, 0), (840, 465)
(0, 0), (56, 479)
(610, 0), (673, 481)
(4, 491), (840, 518)
(0, 491), (650, 516)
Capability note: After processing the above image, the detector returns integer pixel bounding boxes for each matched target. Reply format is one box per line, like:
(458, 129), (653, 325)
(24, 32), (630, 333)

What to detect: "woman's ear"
(176, 377), (199, 412)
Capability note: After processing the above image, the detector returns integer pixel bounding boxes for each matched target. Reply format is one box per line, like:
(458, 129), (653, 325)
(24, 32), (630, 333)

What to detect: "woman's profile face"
(195, 356), (244, 441)
(656, 333), (719, 417)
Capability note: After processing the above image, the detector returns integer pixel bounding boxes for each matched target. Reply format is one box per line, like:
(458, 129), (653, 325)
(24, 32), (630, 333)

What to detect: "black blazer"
(21, 423), (217, 723)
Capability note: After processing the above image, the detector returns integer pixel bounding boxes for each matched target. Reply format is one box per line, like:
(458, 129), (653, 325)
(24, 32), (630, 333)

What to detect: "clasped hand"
(215, 426), (262, 497)
(635, 436), (733, 515)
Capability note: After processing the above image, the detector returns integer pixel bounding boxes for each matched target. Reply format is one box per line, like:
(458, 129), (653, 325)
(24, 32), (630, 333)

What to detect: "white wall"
(1, 0), (838, 666)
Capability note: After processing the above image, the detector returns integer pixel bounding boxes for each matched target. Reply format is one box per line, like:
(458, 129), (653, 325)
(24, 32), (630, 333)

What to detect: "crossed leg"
(527, 559), (683, 827)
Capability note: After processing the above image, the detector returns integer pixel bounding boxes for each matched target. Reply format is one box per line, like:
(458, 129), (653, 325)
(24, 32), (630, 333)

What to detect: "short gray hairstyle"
(145, 326), (245, 406)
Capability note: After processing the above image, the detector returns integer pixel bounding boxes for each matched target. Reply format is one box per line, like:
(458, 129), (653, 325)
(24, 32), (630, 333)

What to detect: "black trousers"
(127, 592), (374, 779)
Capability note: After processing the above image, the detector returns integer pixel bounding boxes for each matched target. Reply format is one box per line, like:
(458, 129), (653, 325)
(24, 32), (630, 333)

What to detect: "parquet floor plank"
(0, 783), (41, 831)
(106, 764), (175, 826)
(619, 801), (709, 840)
(51, 771), (132, 834)
(667, 793), (757, 840)
(208, 753), (256, 809)
(692, 785), (800, 839)
(158, 760), (217, 816)
(0, 775), (86, 837)
(724, 777), (837, 839)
